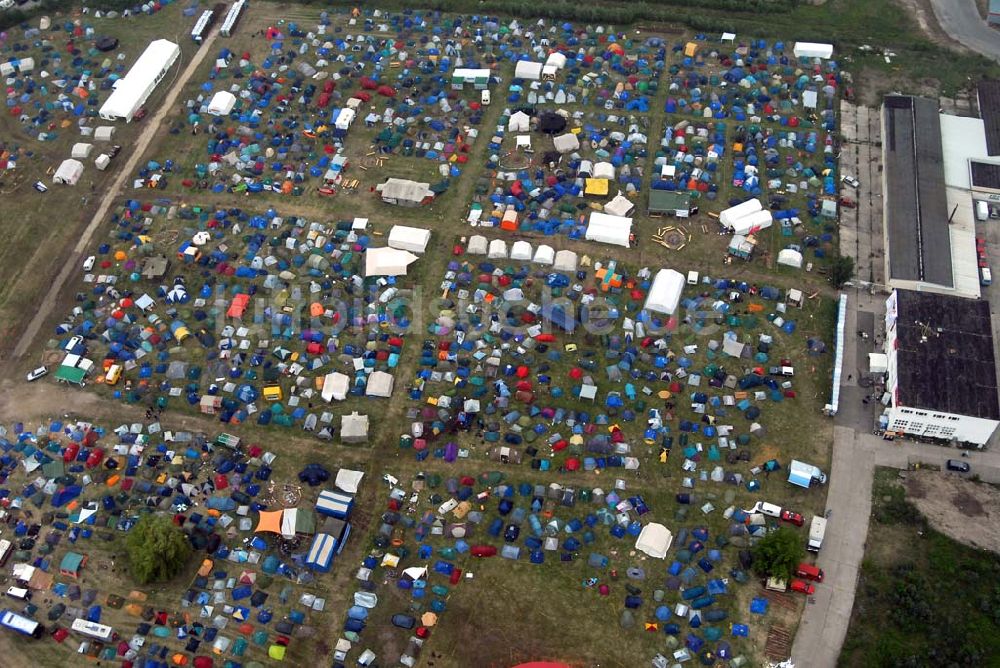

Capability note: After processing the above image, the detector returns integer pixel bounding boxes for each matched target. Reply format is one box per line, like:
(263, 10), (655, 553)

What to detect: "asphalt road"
(930, 0), (1000, 62)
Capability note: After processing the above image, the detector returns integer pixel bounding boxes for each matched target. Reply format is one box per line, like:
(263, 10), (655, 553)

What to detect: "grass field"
(839, 468), (1000, 667)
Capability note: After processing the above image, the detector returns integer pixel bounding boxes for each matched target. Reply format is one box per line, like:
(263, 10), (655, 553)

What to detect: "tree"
(126, 514), (192, 585)
(829, 254), (856, 289)
(751, 527), (804, 581)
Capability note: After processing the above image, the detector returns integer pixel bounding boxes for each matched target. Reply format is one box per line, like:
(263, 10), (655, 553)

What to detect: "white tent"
(335, 469), (364, 494)
(644, 269), (685, 315)
(719, 199), (762, 228)
(532, 245), (555, 265)
(366, 371), (395, 398)
(553, 132), (579, 154)
(514, 60), (543, 80)
(322, 372), (350, 402)
(377, 178), (434, 206)
(869, 353), (888, 374)
(635, 523), (673, 559)
(365, 247), (419, 277)
(553, 250), (578, 272)
(730, 209), (773, 236)
(208, 90), (237, 116)
(467, 235), (488, 255)
(793, 42), (834, 60)
(488, 239), (508, 259)
(95, 154), (111, 171)
(53, 159), (84, 185)
(508, 110), (530, 132)
(604, 192), (634, 218)
(585, 211), (632, 247)
(280, 508), (298, 538)
(515, 135), (532, 150)
(71, 142), (93, 159)
(510, 240), (532, 261)
(777, 248), (803, 269)
(544, 52), (567, 70)
(341, 412), (370, 443)
(334, 107), (356, 130)
(388, 225), (431, 254)
(99, 39), (180, 122)
(593, 162), (615, 179)
(94, 126), (116, 142)
(802, 90), (818, 109)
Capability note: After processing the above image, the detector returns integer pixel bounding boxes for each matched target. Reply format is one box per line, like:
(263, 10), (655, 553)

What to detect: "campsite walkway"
(11, 27), (221, 360)
(929, 0), (1000, 62)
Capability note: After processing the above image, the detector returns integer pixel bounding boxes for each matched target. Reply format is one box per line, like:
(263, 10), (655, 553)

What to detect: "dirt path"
(10, 27), (221, 360)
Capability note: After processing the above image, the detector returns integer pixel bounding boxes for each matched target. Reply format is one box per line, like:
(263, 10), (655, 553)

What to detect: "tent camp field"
(0, 2), (201, 356)
(0, 3), (866, 667)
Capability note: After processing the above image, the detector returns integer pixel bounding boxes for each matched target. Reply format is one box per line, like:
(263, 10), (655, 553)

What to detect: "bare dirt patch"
(905, 470), (1000, 552)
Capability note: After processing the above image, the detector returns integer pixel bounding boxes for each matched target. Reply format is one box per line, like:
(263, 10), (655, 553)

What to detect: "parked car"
(841, 174), (860, 188)
(795, 562), (825, 583)
(26, 366), (48, 382)
(790, 579), (815, 595)
(780, 510), (804, 527)
(82, 255), (95, 272)
(946, 459), (971, 473)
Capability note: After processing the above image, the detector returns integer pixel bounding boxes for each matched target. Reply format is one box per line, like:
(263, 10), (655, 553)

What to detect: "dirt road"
(10, 28), (220, 360)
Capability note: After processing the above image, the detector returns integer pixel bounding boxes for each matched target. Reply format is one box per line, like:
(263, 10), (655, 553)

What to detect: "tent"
(553, 250), (578, 272)
(593, 162), (615, 179)
(341, 412), (369, 443)
(255, 510), (283, 534)
(585, 212), (632, 247)
(335, 469), (364, 494)
(719, 199), (762, 228)
(305, 533), (336, 573)
(545, 52), (567, 70)
(869, 353), (888, 374)
(777, 248), (803, 269)
(635, 523), (673, 559)
(71, 143), (93, 159)
(53, 159), (84, 185)
(388, 225), (431, 254)
(508, 111), (530, 132)
(644, 269), (685, 315)
(280, 508), (298, 538)
(604, 192), (635, 218)
(488, 239), (508, 259)
(94, 126), (116, 142)
(59, 552), (86, 578)
(553, 133), (579, 154)
(514, 60), (543, 80)
(365, 247), (419, 276)
(321, 372), (350, 402)
(316, 490), (354, 519)
(366, 371), (394, 398)
(533, 245), (555, 265)
(99, 39), (180, 122)
(467, 235), (488, 255)
(648, 190), (691, 217)
(793, 42), (834, 60)
(208, 91), (236, 116)
(511, 241), (532, 261)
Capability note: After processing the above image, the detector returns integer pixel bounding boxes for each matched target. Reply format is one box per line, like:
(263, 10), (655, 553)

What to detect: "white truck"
(808, 516), (827, 552)
(788, 459), (828, 489)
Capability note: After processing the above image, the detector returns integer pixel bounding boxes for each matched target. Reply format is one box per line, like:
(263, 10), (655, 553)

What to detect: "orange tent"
(255, 510), (283, 534)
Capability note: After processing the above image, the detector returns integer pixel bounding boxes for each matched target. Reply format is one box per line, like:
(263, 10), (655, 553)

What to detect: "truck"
(0, 609), (42, 638)
(788, 459), (828, 489)
(808, 516), (827, 553)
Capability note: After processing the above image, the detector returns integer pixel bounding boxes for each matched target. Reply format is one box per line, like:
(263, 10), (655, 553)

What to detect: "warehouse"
(881, 289), (1000, 446)
(99, 39), (180, 122)
(881, 95), (981, 298)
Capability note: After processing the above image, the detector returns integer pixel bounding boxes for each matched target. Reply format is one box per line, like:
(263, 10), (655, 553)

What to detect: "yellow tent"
(255, 510), (283, 534)
(684, 42), (698, 57)
(269, 645), (287, 661)
(585, 179), (609, 197)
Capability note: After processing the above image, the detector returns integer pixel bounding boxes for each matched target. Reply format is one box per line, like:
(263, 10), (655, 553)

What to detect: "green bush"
(751, 527), (803, 581)
(125, 514), (192, 585)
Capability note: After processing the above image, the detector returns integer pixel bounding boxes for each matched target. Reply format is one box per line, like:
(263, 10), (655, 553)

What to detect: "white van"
(748, 501), (782, 518)
(83, 255), (95, 272)
(481, 89), (491, 106)
(976, 201), (989, 222)
(687, 271), (699, 285)
(5, 586), (29, 601)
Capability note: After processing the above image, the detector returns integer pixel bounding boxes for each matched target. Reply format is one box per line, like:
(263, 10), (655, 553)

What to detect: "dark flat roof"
(883, 96), (952, 287)
(970, 160), (1000, 191)
(978, 80), (1000, 155)
(895, 290), (999, 420)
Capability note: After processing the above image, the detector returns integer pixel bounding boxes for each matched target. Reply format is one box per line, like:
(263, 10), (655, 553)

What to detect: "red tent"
(471, 545), (497, 557)
(376, 85), (397, 97)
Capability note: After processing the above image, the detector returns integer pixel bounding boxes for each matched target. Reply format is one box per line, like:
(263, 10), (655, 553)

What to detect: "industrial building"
(99, 39), (180, 122)
(880, 95), (981, 298)
(881, 289), (999, 446)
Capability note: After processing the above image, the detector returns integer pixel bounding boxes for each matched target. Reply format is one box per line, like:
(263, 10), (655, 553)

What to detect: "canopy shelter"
(321, 372), (350, 402)
(604, 192), (635, 218)
(54, 159), (84, 185)
(644, 269), (685, 315)
(255, 510), (283, 534)
(388, 225), (431, 254)
(341, 412), (369, 443)
(585, 212), (632, 247)
(365, 247), (419, 276)
(366, 371), (394, 397)
(208, 90), (237, 116)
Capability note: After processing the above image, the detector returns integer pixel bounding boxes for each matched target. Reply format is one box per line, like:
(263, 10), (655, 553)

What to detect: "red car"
(795, 562), (825, 583)
(790, 579), (815, 595)
(780, 509), (804, 526)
